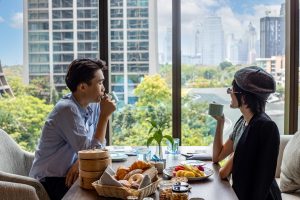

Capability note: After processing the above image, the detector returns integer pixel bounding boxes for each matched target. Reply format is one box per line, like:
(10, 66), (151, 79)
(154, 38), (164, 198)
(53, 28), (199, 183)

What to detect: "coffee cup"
(208, 102), (224, 116)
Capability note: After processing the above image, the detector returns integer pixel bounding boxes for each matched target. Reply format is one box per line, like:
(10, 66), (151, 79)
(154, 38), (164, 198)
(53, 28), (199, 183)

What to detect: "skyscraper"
(200, 16), (224, 66)
(109, 0), (158, 104)
(24, 0), (100, 92)
(24, 0), (157, 105)
(260, 13), (284, 58)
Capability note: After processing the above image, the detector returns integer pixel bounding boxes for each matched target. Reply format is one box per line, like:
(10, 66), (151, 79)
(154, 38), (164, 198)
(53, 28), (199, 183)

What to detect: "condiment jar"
(159, 181), (173, 200)
(171, 186), (189, 200)
(127, 196), (138, 200)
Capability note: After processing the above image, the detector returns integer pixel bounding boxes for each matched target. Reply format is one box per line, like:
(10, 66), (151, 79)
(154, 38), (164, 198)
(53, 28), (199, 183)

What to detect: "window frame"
(100, 0), (298, 145)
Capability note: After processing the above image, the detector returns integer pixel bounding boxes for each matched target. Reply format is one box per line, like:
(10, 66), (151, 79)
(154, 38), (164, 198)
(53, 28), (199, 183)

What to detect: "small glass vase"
(156, 145), (163, 160)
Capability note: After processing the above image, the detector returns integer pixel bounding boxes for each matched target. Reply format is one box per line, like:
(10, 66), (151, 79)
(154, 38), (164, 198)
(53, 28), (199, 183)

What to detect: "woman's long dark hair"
(232, 80), (266, 114)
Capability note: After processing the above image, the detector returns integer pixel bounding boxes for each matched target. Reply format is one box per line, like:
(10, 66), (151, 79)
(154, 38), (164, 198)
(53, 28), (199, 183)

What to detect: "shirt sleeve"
(56, 105), (104, 152)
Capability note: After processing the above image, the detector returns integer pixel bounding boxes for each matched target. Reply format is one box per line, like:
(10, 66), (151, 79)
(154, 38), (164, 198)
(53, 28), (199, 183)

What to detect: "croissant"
(115, 166), (130, 180)
(130, 160), (151, 171)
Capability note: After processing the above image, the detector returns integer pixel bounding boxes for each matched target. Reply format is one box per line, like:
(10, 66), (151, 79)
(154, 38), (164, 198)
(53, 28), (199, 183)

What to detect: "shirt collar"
(67, 93), (93, 117)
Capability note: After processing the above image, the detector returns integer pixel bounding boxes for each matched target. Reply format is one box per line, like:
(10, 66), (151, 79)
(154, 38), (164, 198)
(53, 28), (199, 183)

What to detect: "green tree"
(0, 96), (53, 151)
(219, 61), (233, 70)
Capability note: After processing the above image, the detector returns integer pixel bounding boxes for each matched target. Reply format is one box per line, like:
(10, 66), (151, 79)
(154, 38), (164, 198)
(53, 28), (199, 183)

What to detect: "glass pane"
(181, 1), (285, 146)
(110, 0), (172, 146)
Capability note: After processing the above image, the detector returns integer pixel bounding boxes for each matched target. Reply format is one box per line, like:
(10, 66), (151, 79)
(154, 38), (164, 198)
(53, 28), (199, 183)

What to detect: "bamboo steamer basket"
(79, 169), (104, 179)
(78, 149), (111, 172)
(79, 157), (111, 172)
(78, 149), (109, 160)
(79, 175), (99, 190)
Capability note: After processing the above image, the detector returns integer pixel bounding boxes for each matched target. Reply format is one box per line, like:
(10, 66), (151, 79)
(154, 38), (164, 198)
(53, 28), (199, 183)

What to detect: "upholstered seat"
(0, 129), (50, 200)
(0, 180), (39, 200)
(276, 135), (300, 199)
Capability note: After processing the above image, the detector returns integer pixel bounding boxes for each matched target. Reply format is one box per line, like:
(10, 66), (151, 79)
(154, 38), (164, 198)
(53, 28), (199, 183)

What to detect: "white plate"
(110, 153), (128, 162)
(163, 166), (214, 181)
(180, 160), (206, 166)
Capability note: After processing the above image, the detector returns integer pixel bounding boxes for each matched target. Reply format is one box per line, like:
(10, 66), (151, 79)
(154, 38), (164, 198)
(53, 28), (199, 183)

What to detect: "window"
(53, 21), (73, 30)
(29, 54), (49, 63)
(111, 9), (123, 18)
(29, 64), (50, 73)
(53, 43), (73, 51)
(111, 31), (123, 40)
(111, 20), (123, 29)
(54, 64), (68, 73)
(127, 30), (148, 40)
(127, 41), (148, 51)
(77, 20), (97, 29)
(53, 54), (73, 62)
(29, 43), (49, 52)
(52, 10), (73, 19)
(77, 0), (98, 7)
(111, 53), (124, 61)
(28, 10), (48, 20)
(111, 64), (124, 73)
(127, 53), (149, 61)
(77, 9), (98, 18)
(29, 32), (49, 41)
(127, 8), (148, 18)
(78, 42), (98, 51)
(110, 0), (123, 7)
(77, 31), (98, 40)
(127, 0), (148, 7)
(28, 22), (49, 30)
(28, 0), (48, 8)
(127, 19), (148, 29)
(52, 0), (72, 8)
(53, 32), (73, 40)
(111, 42), (124, 51)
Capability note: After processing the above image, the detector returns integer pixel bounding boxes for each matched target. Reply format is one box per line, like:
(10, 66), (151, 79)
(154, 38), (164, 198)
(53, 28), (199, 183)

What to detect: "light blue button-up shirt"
(29, 94), (105, 180)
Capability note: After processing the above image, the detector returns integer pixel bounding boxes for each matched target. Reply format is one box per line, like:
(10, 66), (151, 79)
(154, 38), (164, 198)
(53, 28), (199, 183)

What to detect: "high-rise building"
(24, 0), (157, 105)
(260, 13), (284, 58)
(200, 16), (224, 66)
(225, 33), (239, 64)
(24, 0), (100, 92)
(247, 22), (257, 64)
(0, 61), (14, 97)
(109, 0), (158, 104)
(164, 26), (172, 64)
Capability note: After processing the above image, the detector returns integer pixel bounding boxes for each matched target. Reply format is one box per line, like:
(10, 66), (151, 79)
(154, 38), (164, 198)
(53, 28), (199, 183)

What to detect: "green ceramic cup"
(208, 102), (224, 116)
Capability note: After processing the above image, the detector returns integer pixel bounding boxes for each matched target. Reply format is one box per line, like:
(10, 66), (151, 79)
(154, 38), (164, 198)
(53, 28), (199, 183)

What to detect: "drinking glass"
(136, 147), (151, 161)
(167, 138), (180, 154)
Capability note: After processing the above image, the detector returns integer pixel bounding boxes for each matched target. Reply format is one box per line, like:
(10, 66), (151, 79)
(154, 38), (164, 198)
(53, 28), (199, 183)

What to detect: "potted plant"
(146, 118), (174, 159)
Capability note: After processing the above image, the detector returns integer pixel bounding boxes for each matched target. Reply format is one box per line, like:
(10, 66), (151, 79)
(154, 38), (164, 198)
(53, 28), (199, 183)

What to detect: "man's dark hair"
(232, 80), (266, 114)
(65, 58), (107, 92)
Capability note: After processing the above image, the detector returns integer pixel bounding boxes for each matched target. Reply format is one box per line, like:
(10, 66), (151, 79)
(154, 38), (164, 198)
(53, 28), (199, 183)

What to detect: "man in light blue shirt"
(29, 59), (116, 200)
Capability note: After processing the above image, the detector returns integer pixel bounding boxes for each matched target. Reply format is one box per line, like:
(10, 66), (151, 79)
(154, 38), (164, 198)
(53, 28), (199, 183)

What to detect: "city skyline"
(0, 0), (284, 66)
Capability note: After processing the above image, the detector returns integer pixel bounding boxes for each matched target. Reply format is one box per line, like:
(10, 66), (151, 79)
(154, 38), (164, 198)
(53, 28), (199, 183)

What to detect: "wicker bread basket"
(92, 178), (161, 200)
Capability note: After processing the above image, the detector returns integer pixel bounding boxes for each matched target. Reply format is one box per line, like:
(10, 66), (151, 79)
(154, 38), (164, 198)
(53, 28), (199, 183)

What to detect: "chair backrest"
(0, 129), (28, 176)
(275, 134), (294, 178)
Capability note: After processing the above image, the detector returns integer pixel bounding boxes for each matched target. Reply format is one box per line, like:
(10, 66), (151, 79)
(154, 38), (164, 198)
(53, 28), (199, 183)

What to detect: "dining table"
(62, 146), (238, 200)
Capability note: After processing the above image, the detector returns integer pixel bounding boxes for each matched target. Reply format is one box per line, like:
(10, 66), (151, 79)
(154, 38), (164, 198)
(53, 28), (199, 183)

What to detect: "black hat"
(234, 66), (276, 101)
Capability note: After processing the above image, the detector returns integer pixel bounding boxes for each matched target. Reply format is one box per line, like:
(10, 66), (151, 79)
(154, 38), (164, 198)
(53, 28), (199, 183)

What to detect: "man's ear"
(78, 82), (87, 91)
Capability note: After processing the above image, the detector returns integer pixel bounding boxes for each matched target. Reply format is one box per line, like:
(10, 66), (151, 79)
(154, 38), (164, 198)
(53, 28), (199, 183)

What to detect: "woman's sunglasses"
(227, 88), (242, 94)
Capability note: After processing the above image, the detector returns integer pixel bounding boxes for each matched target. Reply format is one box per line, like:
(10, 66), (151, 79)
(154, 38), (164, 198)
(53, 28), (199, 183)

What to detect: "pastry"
(128, 173), (144, 186)
(119, 180), (131, 188)
(123, 169), (143, 180)
(130, 160), (151, 171)
(115, 166), (130, 180)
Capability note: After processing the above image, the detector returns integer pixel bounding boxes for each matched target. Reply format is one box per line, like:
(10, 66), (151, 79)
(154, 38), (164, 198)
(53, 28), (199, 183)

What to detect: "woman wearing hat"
(212, 66), (281, 200)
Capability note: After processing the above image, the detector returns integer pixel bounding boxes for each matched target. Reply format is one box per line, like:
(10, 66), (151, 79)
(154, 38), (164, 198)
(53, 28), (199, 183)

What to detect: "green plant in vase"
(146, 118), (174, 160)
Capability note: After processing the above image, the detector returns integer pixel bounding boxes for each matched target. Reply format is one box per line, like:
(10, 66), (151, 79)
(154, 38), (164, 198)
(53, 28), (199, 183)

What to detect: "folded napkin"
(99, 166), (122, 187)
(138, 175), (151, 189)
(186, 153), (212, 161)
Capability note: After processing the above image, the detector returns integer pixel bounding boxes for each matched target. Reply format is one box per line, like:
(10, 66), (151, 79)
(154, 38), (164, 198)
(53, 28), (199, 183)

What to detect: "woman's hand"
(65, 160), (79, 188)
(212, 114), (225, 123)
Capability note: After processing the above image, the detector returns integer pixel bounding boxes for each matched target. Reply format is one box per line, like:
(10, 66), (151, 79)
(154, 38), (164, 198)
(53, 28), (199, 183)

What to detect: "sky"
(0, 0), (284, 66)
(0, 0), (23, 66)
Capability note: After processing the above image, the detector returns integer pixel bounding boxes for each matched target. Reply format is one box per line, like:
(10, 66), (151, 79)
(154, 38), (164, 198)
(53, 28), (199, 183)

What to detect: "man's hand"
(100, 97), (116, 119)
(65, 160), (79, 188)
